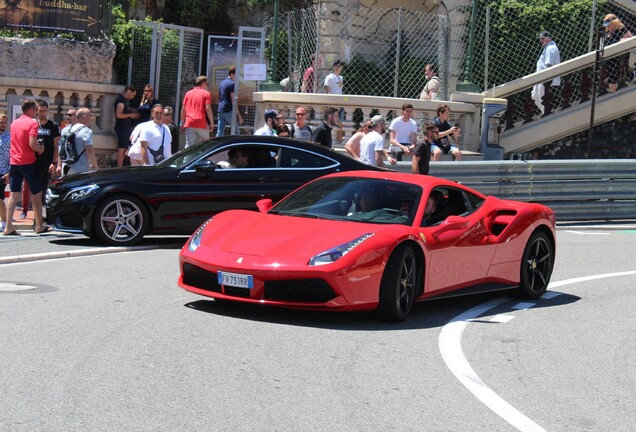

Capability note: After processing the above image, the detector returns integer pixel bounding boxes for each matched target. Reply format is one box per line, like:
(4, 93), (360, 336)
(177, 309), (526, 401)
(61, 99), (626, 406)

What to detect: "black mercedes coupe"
(45, 136), (383, 245)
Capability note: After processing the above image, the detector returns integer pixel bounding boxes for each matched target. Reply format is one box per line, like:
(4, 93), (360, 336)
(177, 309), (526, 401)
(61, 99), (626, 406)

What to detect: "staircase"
(487, 36), (636, 155)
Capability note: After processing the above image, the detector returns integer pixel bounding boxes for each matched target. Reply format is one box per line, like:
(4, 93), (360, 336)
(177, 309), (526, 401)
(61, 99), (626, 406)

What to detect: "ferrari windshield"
(271, 177), (422, 225)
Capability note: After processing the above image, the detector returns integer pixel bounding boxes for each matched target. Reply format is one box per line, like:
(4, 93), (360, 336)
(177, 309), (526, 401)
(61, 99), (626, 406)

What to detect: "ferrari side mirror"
(256, 198), (273, 213)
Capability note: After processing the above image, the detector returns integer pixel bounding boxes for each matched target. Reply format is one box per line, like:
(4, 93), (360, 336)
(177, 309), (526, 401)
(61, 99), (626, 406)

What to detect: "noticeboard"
(0, 0), (105, 37)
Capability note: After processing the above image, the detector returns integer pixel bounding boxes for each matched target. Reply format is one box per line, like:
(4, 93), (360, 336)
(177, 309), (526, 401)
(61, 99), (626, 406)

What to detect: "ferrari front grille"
(264, 279), (336, 303)
(182, 263), (222, 293)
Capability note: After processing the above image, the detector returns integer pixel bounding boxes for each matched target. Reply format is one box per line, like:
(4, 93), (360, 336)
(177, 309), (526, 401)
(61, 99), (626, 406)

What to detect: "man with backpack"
(289, 106), (312, 142)
(65, 108), (97, 175)
(58, 108), (77, 176)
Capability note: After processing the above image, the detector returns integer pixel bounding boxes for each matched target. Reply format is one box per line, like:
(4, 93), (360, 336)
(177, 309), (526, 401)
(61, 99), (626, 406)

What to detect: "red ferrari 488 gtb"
(179, 171), (556, 321)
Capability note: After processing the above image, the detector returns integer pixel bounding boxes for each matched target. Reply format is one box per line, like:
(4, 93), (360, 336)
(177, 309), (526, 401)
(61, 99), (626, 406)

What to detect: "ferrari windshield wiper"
(276, 211), (321, 219)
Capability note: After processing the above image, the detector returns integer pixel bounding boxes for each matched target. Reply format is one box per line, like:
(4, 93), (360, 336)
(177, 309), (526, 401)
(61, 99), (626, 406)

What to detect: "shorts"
(0, 176), (6, 200)
(430, 143), (459, 155)
(115, 126), (131, 149)
(9, 162), (42, 195)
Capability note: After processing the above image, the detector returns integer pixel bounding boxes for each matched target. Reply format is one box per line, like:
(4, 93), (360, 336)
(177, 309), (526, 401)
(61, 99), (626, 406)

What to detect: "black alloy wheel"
(378, 245), (420, 321)
(517, 231), (554, 299)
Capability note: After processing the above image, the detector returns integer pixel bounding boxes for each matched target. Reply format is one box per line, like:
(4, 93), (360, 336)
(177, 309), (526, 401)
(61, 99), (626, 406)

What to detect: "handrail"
(484, 36), (636, 99)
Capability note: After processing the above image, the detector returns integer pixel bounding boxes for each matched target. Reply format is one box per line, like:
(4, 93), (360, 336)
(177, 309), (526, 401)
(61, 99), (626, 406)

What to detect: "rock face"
(0, 37), (116, 84)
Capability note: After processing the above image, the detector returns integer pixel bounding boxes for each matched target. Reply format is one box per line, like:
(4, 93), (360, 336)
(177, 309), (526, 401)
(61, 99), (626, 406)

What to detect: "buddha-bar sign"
(0, 0), (106, 37)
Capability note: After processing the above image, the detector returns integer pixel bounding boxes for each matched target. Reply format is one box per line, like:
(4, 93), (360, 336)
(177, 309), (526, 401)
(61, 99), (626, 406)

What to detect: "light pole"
(456, 0), (481, 93)
(587, 25), (605, 158)
(260, 0), (283, 91)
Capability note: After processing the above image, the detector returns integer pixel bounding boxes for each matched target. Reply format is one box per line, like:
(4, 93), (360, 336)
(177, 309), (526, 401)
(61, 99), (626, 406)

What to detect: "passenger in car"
(217, 148), (251, 169)
(422, 190), (445, 226)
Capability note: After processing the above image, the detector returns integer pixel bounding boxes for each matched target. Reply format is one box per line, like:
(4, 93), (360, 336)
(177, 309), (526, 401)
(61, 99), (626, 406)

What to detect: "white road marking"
(490, 314), (515, 323)
(439, 270), (636, 432)
(541, 291), (560, 299)
(511, 302), (536, 310)
(564, 230), (610, 235)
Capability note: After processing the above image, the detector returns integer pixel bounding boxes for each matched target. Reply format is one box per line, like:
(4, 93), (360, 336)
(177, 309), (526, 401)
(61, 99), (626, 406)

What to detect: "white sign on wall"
(243, 64), (267, 81)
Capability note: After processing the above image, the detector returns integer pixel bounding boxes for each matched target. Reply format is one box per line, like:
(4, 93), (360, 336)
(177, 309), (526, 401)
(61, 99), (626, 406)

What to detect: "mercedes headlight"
(188, 218), (212, 252)
(308, 233), (374, 266)
(64, 184), (100, 202)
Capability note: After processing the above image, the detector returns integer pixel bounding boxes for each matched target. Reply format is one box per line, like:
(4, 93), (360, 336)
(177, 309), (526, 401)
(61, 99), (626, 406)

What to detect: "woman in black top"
(136, 84), (160, 124)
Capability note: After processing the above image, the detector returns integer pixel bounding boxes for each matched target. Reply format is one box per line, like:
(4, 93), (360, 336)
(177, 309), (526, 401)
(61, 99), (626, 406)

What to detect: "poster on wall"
(0, 0), (105, 36)
(207, 34), (263, 124)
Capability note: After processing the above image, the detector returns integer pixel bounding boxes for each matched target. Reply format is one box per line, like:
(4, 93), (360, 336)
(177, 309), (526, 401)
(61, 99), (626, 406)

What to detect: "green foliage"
(110, 3), (134, 85)
(178, 0), (222, 29)
(469, 0), (609, 89)
(345, 54), (392, 97)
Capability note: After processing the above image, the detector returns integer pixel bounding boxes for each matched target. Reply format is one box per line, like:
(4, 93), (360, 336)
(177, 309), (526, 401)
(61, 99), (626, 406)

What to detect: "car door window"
(279, 147), (335, 168)
(200, 145), (280, 169)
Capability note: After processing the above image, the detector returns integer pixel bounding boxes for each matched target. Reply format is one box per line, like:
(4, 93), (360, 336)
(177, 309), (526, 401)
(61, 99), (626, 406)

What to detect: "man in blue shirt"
(217, 67), (243, 137)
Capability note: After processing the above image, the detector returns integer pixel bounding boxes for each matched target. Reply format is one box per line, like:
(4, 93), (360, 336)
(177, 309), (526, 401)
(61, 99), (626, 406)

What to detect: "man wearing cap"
(532, 31), (561, 114)
(359, 115), (397, 167)
(324, 60), (344, 94)
(255, 109), (279, 136)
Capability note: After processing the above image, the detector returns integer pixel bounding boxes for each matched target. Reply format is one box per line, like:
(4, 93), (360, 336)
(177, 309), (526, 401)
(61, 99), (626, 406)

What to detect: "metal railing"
(393, 159), (636, 221)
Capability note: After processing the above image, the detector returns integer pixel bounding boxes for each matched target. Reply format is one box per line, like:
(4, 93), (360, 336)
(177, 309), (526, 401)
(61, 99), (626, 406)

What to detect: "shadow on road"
(183, 290), (580, 331)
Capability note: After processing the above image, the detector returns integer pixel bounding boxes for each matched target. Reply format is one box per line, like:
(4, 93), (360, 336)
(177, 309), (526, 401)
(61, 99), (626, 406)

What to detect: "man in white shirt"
(254, 109), (279, 136)
(324, 60), (344, 94)
(359, 115), (396, 167)
(388, 103), (417, 161)
(532, 31), (561, 114)
(130, 105), (172, 166)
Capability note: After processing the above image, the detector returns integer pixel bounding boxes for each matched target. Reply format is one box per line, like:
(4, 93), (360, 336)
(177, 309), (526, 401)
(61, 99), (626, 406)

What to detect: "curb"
(0, 245), (162, 265)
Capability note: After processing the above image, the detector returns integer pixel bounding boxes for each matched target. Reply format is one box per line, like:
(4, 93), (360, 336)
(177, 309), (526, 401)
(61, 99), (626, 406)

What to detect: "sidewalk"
(9, 208), (38, 231)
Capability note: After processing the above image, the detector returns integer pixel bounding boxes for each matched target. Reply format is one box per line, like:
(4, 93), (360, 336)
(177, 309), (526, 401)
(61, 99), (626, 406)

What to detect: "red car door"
(421, 187), (496, 295)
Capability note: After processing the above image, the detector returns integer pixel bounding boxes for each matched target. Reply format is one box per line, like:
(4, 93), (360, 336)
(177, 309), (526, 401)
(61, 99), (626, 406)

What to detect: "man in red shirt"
(3, 99), (51, 235)
(180, 75), (214, 147)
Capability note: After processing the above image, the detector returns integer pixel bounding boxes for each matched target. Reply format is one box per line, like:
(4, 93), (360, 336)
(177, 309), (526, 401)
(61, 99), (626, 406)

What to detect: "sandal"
(3, 230), (21, 236)
(35, 225), (53, 234)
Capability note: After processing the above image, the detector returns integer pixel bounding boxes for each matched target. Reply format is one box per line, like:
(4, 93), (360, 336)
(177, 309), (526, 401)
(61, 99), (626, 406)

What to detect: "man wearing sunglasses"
(289, 106), (312, 142)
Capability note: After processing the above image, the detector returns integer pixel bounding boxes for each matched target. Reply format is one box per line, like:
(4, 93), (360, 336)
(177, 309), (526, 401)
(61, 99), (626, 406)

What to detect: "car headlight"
(188, 218), (212, 252)
(308, 233), (374, 266)
(64, 184), (100, 202)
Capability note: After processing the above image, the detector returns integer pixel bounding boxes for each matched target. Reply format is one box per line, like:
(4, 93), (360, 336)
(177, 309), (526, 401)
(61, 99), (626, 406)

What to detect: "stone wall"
(0, 37), (116, 84)
(532, 111), (636, 159)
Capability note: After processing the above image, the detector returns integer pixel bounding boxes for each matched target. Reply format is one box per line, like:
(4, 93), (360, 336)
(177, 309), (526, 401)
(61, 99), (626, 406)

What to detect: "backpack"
(289, 123), (312, 139)
(59, 125), (86, 165)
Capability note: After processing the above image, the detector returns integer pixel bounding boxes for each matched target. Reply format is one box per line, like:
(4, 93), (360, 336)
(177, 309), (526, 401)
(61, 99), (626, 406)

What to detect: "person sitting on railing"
(603, 14), (633, 93)
(532, 31), (561, 115)
(431, 104), (462, 161)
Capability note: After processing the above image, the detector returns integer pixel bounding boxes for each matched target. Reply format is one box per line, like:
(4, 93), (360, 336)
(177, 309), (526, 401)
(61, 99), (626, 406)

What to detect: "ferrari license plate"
(218, 271), (254, 289)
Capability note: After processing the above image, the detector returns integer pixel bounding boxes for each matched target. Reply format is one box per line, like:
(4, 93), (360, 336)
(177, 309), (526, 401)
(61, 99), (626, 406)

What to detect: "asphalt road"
(0, 229), (634, 431)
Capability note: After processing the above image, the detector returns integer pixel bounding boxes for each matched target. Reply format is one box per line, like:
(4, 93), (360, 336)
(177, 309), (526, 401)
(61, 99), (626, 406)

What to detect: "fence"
(265, 1), (635, 101)
(128, 22), (203, 119)
(393, 159), (636, 221)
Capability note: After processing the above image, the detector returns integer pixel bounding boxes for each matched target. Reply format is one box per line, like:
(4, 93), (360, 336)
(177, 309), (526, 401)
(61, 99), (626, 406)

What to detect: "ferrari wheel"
(517, 231), (553, 299)
(378, 245), (419, 322)
(93, 195), (149, 246)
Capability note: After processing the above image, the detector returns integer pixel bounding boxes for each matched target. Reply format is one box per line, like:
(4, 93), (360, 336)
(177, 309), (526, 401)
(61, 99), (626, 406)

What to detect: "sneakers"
(0, 221), (5, 232)
(19, 211), (27, 219)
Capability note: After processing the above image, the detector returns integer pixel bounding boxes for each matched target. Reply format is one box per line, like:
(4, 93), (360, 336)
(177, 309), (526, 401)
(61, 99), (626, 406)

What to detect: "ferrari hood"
(202, 210), (386, 259)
